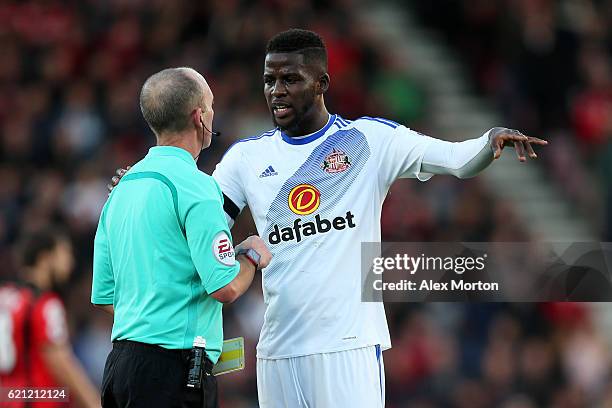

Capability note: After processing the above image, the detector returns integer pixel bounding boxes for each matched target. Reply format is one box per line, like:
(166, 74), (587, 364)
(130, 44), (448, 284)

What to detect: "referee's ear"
(193, 107), (204, 131)
(317, 73), (330, 95)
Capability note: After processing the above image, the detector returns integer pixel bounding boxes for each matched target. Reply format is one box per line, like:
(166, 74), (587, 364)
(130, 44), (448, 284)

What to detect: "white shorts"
(257, 345), (385, 408)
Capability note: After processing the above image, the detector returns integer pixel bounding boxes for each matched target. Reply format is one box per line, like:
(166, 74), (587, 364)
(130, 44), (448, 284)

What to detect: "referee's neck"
(157, 131), (199, 160)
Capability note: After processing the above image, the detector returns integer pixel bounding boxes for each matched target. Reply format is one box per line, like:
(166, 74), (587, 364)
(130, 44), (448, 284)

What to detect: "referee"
(91, 67), (271, 408)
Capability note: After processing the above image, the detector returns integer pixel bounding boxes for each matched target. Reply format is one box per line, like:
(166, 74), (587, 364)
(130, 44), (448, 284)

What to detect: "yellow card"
(212, 337), (245, 376)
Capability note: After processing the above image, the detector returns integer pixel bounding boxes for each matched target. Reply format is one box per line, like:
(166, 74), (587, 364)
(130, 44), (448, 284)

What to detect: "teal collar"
(147, 146), (196, 167)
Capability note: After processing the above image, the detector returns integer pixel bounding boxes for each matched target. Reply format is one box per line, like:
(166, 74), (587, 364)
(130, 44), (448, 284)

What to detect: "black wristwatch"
(236, 248), (261, 268)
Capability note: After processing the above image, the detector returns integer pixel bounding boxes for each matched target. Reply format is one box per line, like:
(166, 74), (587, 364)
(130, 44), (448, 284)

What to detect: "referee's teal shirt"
(91, 146), (239, 363)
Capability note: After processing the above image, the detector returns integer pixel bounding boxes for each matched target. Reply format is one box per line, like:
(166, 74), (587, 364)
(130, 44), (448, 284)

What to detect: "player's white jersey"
(213, 114), (436, 359)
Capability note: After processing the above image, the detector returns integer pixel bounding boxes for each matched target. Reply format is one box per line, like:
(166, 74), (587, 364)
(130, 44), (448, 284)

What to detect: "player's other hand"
(107, 166), (131, 193)
(235, 235), (273, 269)
(489, 127), (548, 162)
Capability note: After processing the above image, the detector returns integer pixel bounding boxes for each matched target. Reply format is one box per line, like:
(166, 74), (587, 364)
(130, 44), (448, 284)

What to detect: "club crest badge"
(321, 149), (351, 174)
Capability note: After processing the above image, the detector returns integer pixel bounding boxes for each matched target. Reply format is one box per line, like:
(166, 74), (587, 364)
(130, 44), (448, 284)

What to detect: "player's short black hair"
(19, 228), (67, 267)
(140, 67), (204, 136)
(266, 29), (328, 71)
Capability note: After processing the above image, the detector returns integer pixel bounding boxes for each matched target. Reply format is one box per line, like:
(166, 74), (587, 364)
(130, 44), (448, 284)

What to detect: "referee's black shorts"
(101, 340), (218, 408)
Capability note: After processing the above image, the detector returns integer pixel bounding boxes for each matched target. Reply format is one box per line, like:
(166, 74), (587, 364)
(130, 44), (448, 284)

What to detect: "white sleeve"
(420, 129), (494, 179)
(212, 145), (248, 228)
(376, 124), (436, 187)
(376, 124), (495, 188)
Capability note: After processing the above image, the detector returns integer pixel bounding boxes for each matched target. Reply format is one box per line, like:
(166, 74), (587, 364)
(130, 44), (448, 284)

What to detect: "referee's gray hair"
(140, 67), (205, 136)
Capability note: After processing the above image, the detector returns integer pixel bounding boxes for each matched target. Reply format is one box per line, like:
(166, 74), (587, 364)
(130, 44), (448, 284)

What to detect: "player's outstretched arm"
(420, 127), (548, 179)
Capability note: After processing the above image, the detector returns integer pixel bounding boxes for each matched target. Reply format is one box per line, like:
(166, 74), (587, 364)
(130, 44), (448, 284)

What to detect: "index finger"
(525, 136), (548, 145)
(499, 133), (529, 143)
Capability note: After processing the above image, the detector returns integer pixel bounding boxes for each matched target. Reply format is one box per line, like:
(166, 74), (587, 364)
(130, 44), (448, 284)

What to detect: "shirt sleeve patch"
(212, 232), (236, 266)
(42, 298), (68, 345)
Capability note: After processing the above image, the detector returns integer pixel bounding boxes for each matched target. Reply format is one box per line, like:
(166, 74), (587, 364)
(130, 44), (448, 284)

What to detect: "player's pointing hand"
(489, 127), (548, 162)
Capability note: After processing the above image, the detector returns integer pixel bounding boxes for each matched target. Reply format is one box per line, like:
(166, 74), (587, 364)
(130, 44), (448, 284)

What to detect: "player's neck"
(23, 266), (51, 291)
(285, 109), (330, 137)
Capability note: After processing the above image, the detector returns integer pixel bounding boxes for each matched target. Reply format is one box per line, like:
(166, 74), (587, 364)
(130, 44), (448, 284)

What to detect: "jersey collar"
(280, 114), (337, 145)
(147, 146), (196, 167)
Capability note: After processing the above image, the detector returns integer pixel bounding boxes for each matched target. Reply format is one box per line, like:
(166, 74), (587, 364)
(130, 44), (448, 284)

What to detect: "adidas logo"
(259, 165), (278, 178)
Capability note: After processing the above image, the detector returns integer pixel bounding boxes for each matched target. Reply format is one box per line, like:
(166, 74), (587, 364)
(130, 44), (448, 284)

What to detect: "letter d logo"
(288, 184), (321, 215)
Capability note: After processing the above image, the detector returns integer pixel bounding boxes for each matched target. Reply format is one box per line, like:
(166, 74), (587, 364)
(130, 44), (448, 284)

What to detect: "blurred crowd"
(413, 0), (612, 239)
(0, 0), (609, 406)
(382, 302), (612, 407)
